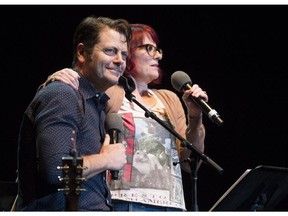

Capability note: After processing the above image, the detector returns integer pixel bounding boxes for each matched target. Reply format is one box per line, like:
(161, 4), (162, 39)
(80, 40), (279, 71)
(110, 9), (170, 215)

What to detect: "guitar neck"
(65, 190), (80, 211)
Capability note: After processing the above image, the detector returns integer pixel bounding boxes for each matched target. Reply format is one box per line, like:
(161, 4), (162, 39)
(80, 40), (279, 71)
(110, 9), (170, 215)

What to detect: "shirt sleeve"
(34, 82), (83, 184)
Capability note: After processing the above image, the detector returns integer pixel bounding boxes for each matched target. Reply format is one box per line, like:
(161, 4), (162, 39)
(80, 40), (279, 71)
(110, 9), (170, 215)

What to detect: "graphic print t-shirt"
(107, 90), (185, 210)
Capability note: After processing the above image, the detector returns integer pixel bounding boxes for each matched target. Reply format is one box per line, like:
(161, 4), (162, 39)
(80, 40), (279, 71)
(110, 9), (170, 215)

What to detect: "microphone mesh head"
(105, 113), (123, 131)
(119, 75), (136, 93)
(171, 71), (192, 92)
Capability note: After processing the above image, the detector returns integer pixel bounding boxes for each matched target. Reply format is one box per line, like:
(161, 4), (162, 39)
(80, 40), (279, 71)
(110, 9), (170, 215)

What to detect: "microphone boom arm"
(126, 93), (223, 174)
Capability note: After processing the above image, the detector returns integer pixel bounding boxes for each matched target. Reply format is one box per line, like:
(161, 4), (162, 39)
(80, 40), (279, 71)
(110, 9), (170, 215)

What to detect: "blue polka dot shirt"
(17, 74), (112, 211)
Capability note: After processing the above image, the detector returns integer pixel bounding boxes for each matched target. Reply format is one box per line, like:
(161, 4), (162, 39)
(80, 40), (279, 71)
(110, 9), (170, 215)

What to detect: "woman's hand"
(182, 84), (208, 118)
(45, 68), (80, 90)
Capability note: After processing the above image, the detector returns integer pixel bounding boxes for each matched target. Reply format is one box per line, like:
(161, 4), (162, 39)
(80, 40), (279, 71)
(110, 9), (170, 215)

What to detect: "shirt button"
(95, 93), (100, 98)
(105, 199), (110, 205)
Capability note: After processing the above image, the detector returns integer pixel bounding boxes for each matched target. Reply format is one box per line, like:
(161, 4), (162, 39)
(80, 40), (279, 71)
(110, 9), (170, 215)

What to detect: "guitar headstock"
(58, 156), (85, 195)
(57, 130), (85, 211)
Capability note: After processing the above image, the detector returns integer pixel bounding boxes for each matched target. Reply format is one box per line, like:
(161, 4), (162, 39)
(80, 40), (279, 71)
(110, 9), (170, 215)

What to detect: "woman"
(41, 24), (208, 211)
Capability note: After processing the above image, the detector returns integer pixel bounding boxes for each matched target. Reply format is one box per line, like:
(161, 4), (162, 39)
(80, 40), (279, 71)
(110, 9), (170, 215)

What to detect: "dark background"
(1, 4), (288, 211)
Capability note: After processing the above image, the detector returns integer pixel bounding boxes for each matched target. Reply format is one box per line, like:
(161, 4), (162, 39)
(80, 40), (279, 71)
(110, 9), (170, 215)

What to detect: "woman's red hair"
(124, 24), (163, 86)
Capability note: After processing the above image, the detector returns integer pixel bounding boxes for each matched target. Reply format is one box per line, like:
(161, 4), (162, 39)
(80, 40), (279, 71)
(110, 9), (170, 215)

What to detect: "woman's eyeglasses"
(137, 44), (163, 58)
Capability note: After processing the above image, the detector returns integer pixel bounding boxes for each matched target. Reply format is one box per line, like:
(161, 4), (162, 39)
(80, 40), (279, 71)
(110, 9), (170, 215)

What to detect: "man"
(16, 16), (131, 211)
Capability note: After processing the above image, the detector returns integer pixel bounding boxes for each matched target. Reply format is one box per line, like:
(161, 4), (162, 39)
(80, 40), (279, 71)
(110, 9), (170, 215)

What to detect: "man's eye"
(103, 48), (116, 56)
(122, 53), (128, 60)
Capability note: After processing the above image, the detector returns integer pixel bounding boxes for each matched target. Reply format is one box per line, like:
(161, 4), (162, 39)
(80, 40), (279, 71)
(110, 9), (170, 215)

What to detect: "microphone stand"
(190, 152), (200, 211)
(125, 92), (224, 211)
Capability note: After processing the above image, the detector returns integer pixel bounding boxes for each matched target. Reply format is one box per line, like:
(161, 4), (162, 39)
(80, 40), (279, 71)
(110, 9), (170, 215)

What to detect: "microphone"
(171, 71), (223, 126)
(118, 75), (136, 101)
(105, 113), (124, 180)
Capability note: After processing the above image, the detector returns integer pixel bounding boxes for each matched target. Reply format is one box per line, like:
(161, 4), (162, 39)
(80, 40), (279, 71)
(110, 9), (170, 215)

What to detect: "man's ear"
(77, 43), (86, 63)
